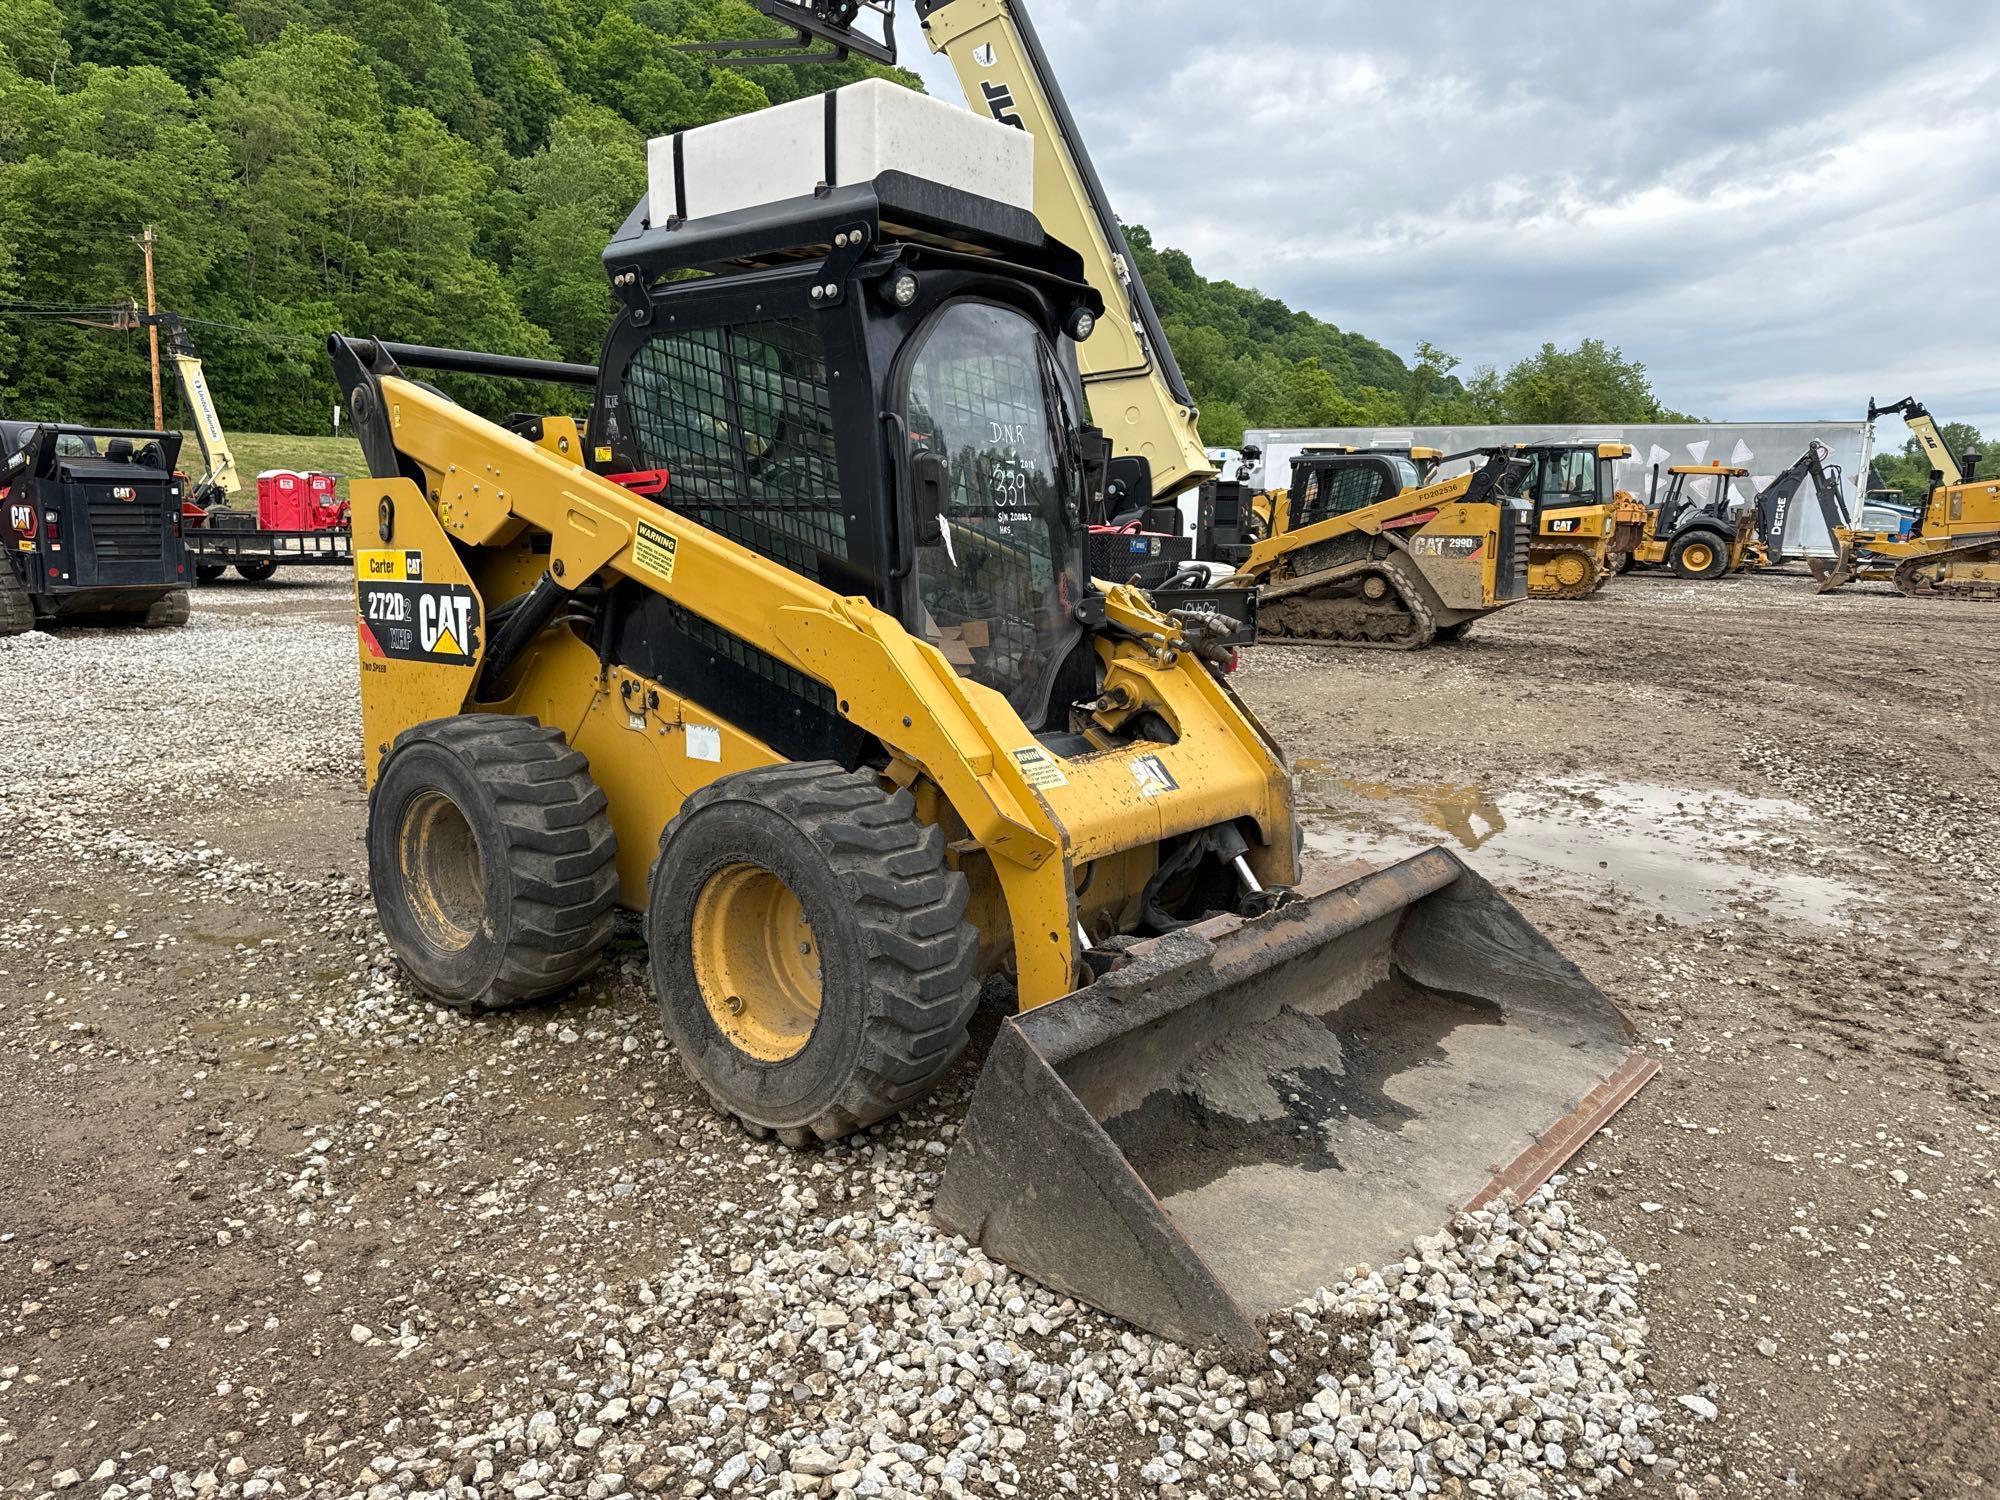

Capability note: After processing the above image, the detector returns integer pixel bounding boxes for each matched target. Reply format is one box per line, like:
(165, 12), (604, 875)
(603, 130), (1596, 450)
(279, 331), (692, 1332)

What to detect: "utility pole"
(140, 225), (164, 431)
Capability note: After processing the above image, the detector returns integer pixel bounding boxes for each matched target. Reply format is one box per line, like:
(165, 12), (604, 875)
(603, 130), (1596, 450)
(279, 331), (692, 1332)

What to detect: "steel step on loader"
(335, 84), (1653, 1360)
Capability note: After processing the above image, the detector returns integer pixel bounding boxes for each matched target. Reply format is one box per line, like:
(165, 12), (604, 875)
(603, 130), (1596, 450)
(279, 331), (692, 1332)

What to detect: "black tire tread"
(0, 567), (35, 636)
(381, 715), (619, 1012)
(142, 590), (191, 628)
(657, 762), (979, 1143)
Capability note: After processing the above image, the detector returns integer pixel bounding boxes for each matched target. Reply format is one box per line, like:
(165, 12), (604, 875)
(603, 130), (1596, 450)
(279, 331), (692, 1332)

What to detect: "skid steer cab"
(330, 81), (1650, 1358)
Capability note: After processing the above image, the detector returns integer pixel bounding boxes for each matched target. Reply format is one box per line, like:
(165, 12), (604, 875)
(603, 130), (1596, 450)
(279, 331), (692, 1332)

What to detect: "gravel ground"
(1, 570), (1994, 1500)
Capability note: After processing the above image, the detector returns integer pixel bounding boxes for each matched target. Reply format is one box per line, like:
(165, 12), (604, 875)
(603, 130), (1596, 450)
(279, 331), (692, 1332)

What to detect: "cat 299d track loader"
(333, 84), (1652, 1359)
(1223, 447), (1535, 648)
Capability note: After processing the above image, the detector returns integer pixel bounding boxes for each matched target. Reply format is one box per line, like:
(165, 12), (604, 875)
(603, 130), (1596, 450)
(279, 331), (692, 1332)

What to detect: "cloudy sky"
(905, 1), (2000, 435)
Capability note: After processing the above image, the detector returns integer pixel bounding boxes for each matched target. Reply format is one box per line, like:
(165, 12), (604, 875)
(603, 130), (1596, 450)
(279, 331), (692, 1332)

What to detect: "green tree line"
(0, 0), (1691, 442)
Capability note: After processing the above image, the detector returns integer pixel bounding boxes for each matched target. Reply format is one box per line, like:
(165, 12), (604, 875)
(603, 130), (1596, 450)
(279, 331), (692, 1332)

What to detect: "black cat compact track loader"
(1, 420), (192, 634)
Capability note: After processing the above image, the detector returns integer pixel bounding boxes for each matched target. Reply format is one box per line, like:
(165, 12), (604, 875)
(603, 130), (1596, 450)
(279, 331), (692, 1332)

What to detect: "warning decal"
(357, 581), (480, 665)
(633, 520), (679, 584)
(1131, 754), (1179, 798)
(1011, 745), (1069, 791)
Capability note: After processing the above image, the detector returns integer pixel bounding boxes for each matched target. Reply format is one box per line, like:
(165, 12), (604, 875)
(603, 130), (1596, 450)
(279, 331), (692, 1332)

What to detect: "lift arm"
(142, 312), (242, 503)
(916, 0), (1214, 503)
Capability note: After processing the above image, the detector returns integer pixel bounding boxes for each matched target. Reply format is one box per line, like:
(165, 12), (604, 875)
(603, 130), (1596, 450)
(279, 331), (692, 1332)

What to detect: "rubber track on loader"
(0, 567), (35, 636)
(1257, 553), (1439, 649)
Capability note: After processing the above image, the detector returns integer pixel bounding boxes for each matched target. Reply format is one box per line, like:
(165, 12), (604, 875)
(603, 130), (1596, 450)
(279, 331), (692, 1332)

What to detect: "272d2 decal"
(357, 581), (480, 665)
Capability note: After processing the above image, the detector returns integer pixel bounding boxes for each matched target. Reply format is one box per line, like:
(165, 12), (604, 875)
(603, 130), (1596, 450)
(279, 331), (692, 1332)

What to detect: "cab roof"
(1507, 440), (1635, 459)
(1669, 463), (1749, 477)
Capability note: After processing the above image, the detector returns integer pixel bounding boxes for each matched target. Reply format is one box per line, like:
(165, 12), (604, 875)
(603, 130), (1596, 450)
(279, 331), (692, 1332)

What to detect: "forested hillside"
(0, 0), (1683, 441)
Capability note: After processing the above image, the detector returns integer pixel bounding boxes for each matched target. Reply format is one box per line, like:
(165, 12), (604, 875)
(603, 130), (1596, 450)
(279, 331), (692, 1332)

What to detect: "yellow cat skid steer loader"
(1224, 448), (1535, 648)
(330, 92), (1651, 1357)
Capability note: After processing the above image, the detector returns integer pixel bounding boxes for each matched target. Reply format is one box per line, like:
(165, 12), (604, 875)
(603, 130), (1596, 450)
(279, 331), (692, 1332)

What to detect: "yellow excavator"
(333, 81), (1652, 1357)
(1814, 398), (2000, 598)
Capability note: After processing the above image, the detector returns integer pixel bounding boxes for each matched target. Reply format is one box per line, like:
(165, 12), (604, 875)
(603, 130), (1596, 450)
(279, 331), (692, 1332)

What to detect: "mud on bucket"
(933, 847), (1657, 1360)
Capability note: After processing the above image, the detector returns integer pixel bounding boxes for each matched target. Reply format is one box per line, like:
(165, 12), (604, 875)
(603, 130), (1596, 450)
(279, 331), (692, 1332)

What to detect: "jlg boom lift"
(333, 84), (1652, 1356)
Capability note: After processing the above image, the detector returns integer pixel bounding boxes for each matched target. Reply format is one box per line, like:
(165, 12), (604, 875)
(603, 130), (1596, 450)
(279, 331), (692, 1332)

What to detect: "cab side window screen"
(1299, 464), (1388, 525)
(622, 319), (849, 581)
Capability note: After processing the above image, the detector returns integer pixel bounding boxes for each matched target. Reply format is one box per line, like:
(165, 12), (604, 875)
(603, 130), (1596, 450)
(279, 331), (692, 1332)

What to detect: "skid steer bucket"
(934, 848), (1656, 1359)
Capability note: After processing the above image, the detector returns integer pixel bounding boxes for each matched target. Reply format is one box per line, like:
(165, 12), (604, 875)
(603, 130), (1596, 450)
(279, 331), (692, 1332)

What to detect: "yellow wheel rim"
(397, 790), (484, 952)
(1683, 542), (1714, 573)
(692, 864), (823, 1062)
(1552, 553), (1592, 588)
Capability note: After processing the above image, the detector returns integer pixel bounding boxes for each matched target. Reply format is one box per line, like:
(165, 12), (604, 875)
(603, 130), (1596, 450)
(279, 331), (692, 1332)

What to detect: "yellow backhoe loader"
(1814, 397), (2000, 597)
(1626, 462), (1756, 579)
(331, 91), (1652, 1358)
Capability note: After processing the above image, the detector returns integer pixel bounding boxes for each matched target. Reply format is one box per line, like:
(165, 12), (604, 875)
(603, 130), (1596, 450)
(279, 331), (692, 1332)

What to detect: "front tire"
(648, 763), (979, 1145)
(236, 561), (278, 582)
(195, 563), (227, 584)
(367, 716), (619, 1011)
(1669, 532), (1730, 580)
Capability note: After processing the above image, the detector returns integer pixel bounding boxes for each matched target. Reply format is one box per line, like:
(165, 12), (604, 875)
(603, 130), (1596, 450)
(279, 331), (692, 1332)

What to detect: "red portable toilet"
(303, 472), (345, 530)
(257, 470), (308, 530)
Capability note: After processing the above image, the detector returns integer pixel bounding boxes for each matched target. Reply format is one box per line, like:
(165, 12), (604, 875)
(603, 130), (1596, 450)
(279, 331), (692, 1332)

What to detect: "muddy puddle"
(1295, 766), (1872, 926)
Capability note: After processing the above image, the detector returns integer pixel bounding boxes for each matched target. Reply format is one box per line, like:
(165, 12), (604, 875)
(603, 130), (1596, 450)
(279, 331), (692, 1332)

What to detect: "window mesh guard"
(623, 321), (849, 582)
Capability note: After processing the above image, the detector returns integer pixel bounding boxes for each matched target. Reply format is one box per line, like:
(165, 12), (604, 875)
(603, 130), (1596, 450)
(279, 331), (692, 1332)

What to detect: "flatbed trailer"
(187, 509), (352, 581)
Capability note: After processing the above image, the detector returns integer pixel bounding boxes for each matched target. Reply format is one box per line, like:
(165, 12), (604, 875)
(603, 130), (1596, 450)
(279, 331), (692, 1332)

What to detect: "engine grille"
(1495, 504), (1531, 600)
(87, 488), (167, 562)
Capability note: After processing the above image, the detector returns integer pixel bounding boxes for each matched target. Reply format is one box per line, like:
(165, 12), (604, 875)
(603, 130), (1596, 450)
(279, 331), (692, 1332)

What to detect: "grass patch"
(191, 432), (367, 504)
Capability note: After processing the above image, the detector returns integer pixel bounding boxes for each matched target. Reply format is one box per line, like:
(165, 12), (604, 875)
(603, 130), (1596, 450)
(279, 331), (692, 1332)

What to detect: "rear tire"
(368, 715), (619, 1011)
(141, 590), (191, 628)
(195, 564), (227, 584)
(0, 567), (35, 636)
(648, 763), (979, 1144)
(1668, 532), (1730, 580)
(236, 561), (278, 582)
